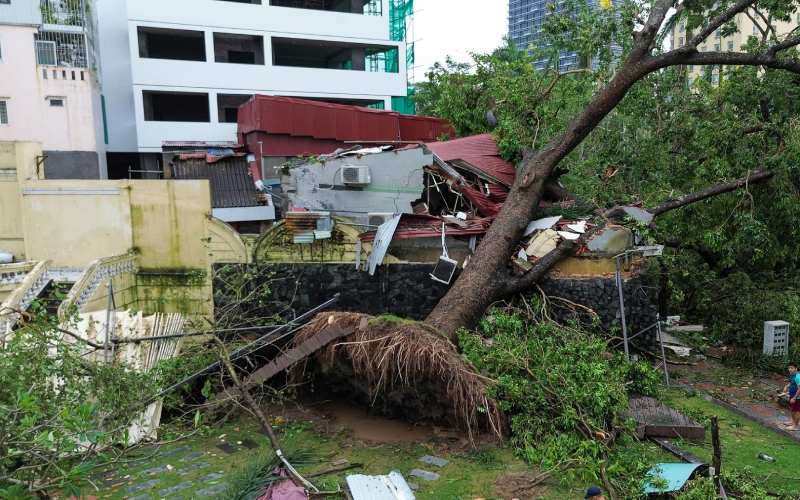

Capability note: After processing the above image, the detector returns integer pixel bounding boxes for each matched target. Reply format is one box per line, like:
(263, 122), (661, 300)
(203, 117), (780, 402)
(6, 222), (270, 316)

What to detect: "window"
(35, 40), (57, 65)
(217, 93), (252, 123)
(714, 43), (720, 51)
(48, 97), (65, 107)
(270, 0), (382, 15)
(137, 27), (206, 61)
(678, 37), (684, 47)
(679, 23), (685, 33)
(272, 37), (399, 73)
(142, 91), (210, 122)
(0, 1), (9, 4)
(728, 41), (734, 51)
(0, 100), (8, 124)
(213, 33), (264, 65)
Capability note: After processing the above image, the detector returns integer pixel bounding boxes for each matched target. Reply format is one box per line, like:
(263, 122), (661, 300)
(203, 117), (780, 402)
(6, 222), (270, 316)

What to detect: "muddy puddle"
(312, 400), (438, 444)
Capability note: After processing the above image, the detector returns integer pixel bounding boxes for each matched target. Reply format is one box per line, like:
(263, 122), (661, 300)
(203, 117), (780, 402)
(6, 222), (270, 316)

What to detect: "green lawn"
(663, 389), (800, 496)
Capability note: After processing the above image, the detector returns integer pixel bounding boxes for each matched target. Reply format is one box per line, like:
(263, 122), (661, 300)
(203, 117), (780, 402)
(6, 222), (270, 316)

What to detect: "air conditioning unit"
(341, 165), (371, 186)
(367, 212), (395, 227)
(764, 321), (790, 356)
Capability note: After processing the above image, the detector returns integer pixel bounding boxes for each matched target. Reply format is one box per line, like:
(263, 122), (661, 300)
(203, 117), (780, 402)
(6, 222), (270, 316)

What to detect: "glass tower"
(508, 0), (581, 70)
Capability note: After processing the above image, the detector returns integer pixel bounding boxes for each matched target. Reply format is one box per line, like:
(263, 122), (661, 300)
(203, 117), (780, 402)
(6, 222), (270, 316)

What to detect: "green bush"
(0, 313), (155, 495)
(459, 309), (660, 485)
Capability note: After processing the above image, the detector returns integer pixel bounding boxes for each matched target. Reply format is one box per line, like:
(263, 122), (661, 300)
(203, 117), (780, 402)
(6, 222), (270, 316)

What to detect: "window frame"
(0, 100), (8, 125)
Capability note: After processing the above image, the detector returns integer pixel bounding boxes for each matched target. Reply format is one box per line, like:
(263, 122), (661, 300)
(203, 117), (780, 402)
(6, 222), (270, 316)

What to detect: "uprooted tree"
(288, 0), (800, 435)
(423, 0), (800, 339)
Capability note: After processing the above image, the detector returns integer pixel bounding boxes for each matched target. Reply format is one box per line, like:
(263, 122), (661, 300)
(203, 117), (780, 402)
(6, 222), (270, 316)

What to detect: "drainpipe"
(247, 138), (265, 191)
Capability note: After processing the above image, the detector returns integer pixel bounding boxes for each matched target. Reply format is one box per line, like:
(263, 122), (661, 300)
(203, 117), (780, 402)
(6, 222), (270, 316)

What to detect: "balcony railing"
(40, 0), (87, 28)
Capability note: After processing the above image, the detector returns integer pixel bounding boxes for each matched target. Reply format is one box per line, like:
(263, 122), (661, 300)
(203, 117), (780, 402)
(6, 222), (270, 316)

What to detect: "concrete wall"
(0, 25), (42, 144)
(214, 263), (659, 334)
(97, 0), (404, 153)
(0, 0), (42, 26)
(21, 181), (134, 266)
(285, 148), (428, 214)
(0, 142), (40, 259)
(1, 142), (251, 322)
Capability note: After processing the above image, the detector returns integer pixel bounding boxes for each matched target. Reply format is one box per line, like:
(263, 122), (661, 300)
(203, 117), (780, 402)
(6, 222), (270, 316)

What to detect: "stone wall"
(213, 263), (658, 334)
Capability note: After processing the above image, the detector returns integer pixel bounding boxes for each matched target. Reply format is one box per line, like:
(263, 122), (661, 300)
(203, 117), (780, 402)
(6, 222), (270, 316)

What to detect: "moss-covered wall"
(135, 269), (213, 327)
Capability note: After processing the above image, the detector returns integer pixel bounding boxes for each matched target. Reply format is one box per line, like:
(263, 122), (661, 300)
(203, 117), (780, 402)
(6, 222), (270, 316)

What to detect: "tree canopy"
(416, 0), (800, 357)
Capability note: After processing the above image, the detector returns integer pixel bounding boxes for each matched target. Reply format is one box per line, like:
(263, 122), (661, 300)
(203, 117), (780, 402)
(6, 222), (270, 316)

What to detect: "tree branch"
(633, 0), (678, 59)
(506, 169), (775, 294)
(650, 169), (774, 216)
(688, 0), (754, 47)
(650, 49), (800, 75)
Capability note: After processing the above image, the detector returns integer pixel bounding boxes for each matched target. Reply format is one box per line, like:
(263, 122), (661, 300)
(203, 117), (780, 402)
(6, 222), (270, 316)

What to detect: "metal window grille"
(35, 40), (57, 65)
(0, 101), (8, 125)
(40, 0), (87, 27)
(35, 32), (87, 67)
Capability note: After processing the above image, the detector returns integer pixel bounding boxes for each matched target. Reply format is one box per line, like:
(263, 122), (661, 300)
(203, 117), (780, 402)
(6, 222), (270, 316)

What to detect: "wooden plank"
(211, 325), (354, 404)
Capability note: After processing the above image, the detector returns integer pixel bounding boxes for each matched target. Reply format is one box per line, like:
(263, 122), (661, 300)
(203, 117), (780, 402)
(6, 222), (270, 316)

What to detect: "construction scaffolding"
(388, 0), (416, 115)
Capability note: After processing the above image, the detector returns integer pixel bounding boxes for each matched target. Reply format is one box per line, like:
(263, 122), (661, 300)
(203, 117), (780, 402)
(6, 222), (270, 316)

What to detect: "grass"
(663, 389), (800, 496)
(88, 414), (677, 499)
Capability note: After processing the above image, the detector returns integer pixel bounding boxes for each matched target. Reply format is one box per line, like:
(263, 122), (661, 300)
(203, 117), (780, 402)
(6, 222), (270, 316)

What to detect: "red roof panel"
(426, 134), (516, 186)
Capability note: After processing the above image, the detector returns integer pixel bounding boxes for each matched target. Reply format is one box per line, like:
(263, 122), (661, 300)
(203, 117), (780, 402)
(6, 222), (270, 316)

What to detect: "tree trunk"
(427, 61), (651, 341)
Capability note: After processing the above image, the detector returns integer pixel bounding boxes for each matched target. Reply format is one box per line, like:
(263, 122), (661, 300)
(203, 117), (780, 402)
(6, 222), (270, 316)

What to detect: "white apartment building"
(96, 0), (408, 178)
(0, 0), (107, 178)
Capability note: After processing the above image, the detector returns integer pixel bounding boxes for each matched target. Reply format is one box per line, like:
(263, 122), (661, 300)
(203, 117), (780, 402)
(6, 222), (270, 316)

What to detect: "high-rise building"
(0, 0), (107, 178)
(670, 13), (799, 85)
(95, 0), (412, 178)
(508, 0), (581, 70)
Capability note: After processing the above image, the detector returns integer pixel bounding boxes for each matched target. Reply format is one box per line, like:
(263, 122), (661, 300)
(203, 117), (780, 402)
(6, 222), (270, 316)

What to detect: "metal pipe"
(656, 315), (670, 387)
(615, 256), (630, 359)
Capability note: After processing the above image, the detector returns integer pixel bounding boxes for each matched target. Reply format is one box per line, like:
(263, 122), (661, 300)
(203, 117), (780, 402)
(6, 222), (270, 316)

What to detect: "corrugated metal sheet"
(238, 95), (455, 145)
(427, 134), (516, 187)
(346, 472), (416, 500)
(171, 157), (260, 209)
(367, 214), (402, 275)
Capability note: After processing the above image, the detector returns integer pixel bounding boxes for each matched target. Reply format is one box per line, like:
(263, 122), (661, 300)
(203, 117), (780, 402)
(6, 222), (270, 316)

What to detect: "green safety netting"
(389, 0), (414, 42)
(391, 86), (416, 115)
(388, 0), (416, 114)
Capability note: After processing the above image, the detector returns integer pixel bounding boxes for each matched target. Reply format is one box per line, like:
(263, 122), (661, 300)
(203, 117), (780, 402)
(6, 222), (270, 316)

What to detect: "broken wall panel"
(283, 147), (430, 214)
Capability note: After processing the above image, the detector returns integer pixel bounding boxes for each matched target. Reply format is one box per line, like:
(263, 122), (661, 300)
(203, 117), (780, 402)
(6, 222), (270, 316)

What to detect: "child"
(783, 363), (800, 431)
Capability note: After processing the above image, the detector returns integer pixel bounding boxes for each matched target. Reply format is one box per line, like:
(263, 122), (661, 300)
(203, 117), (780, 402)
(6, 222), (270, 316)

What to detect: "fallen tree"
(426, 0), (800, 339)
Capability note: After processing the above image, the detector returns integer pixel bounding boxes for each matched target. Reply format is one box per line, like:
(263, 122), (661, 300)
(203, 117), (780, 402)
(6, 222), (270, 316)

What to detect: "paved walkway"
(673, 359), (800, 443)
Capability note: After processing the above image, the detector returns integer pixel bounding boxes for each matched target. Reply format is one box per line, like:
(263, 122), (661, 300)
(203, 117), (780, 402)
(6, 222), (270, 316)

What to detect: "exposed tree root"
(292, 312), (503, 441)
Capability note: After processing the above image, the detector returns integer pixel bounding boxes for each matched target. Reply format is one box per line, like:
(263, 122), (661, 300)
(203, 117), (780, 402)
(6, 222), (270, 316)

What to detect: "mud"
(314, 400), (437, 444)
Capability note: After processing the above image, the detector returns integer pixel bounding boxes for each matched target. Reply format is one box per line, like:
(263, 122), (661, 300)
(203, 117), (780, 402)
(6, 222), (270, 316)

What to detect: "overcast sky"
(411, 0), (507, 82)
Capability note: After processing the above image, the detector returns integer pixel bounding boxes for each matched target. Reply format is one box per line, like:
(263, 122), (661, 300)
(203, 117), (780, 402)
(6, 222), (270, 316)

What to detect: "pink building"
(0, 0), (106, 178)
